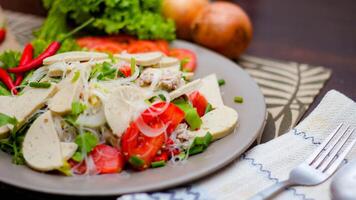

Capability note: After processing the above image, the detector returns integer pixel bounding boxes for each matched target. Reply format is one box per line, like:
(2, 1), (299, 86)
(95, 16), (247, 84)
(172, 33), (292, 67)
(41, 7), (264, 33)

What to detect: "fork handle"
(249, 180), (293, 200)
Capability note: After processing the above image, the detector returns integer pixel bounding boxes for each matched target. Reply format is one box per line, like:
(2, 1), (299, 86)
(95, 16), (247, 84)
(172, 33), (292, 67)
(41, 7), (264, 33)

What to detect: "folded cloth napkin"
(119, 90), (356, 200)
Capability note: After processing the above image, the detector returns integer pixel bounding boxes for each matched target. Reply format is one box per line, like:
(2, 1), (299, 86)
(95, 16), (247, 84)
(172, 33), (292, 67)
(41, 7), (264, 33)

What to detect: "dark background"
(0, 0), (356, 199)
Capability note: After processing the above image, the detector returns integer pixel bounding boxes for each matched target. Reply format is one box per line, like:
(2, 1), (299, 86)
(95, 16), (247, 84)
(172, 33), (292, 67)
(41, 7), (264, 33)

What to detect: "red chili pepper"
(8, 18), (95, 74)
(14, 44), (34, 86)
(0, 68), (17, 94)
(8, 41), (61, 74)
(0, 28), (6, 44)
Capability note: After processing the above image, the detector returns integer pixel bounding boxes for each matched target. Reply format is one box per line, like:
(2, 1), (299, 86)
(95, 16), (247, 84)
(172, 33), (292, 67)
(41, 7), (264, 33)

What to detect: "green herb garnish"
(72, 131), (98, 162)
(173, 98), (202, 130)
(130, 57), (136, 75)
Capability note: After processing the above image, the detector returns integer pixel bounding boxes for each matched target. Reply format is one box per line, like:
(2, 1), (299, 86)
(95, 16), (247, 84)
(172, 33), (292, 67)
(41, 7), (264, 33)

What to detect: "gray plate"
(0, 40), (266, 196)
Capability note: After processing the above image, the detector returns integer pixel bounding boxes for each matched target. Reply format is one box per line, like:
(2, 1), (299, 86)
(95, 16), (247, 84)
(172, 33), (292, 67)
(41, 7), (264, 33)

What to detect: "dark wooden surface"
(0, 0), (355, 199)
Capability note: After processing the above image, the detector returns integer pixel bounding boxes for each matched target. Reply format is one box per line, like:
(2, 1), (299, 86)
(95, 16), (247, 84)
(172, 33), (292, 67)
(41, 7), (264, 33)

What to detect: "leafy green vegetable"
(205, 103), (213, 114)
(0, 113), (17, 128)
(39, 0), (175, 41)
(0, 113), (40, 164)
(71, 101), (87, 116)
(0, 51), (21, 69)
(0, 84), (10, 96)
(72, 131), (98, 162)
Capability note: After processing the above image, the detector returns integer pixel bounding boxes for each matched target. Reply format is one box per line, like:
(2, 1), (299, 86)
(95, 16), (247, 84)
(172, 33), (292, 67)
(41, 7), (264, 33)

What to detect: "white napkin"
(119, 90), (356, 200)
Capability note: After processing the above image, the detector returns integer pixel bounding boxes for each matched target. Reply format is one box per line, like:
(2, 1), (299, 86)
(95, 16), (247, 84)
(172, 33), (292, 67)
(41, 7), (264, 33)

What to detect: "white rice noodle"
(145, 90), (171, 116)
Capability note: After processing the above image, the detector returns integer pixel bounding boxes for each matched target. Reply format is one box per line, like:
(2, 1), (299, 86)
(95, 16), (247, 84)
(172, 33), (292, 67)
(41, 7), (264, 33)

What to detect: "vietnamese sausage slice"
(23, 111), (63, 171)
(0, 85), (57, 130)
(189, 106), (238, 140)
(169, 79), (201, 100)
(43, 51), (108, 65)
(48, 64), (90, 115)
(157, 57), (180, 68)
(60, 142), (78, 160)
(198, 74), (224, 108)
(115, 52), (163, 66)
(104, 86), (147, 136)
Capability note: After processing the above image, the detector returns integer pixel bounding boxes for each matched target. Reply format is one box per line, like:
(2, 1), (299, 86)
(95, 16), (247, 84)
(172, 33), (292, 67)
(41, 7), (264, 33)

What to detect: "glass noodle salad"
(0, 49), (238, 176)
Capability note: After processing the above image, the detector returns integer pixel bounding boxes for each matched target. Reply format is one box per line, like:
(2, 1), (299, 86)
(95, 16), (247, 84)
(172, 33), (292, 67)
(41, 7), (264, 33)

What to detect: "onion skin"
(191, 2), (253, 58)
(162, 0), (209, 40)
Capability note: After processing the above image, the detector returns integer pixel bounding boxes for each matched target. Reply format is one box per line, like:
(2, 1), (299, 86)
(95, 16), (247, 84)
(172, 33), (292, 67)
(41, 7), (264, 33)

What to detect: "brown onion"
(191, 2), (253, 58)
(162, 0), (209, 40)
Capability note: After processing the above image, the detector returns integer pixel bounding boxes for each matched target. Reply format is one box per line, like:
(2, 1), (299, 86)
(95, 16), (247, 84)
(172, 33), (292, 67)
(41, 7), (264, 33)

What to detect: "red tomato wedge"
(121, 102), (185, 170)
(90, 144), (125, 174)
(68, 144), (124, 175)
(189, 91), (208, 117)
(169, 48), (197, 72)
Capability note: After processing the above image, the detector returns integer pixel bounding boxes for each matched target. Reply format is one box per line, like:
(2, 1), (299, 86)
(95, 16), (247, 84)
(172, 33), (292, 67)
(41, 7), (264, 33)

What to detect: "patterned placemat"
(0, 10), (331, 199)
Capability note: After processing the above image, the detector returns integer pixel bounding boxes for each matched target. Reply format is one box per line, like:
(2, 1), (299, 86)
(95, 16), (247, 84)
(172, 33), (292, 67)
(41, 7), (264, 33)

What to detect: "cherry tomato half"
(169, 48), (197, 72)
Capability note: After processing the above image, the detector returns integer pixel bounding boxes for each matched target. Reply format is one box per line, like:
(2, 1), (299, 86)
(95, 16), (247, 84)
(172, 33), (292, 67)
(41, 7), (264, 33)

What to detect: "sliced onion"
(77, 108), (106, 128)
(145, 90), (171, 116)
(28, 66), (49, 82)
(135, 115), (168, 137)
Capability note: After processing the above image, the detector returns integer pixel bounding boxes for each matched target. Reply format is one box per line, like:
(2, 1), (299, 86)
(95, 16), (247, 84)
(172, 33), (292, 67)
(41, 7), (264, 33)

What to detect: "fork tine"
(305, 123), (343, 165)
(312, 125), (351, 168)
(324, 133), (356, 175)
(318, 128), (355, 171)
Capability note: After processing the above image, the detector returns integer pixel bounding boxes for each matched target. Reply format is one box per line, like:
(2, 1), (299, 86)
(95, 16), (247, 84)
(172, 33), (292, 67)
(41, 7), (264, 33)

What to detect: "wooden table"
(0, 0), (355, 199)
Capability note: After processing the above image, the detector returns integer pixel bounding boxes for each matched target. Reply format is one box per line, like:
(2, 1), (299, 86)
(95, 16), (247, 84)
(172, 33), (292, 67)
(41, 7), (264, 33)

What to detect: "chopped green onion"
(0, 113), (18, 127)
(29, 82), (51, 88)
(218, 79), (225, 86)
(204, 103), (213, 114)
(185, 109), (202, 130)
(173, 99), (202, 130)
(234, 96), (244, 104)
(129, 155), (145, 168)
(193, 132), (213, 148)
(71, 70), (80, 83)
(130, 57), (136, 75)
(189, 145), (204, 155)
(151, 160), (166, 168)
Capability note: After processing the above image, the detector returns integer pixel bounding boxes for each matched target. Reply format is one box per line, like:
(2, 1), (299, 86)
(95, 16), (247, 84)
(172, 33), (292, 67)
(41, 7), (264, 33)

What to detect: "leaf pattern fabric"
(239, 55), (331, 143)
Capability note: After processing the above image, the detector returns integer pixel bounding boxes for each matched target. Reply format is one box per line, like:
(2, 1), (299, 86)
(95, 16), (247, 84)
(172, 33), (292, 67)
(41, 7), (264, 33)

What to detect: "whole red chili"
(0, 27), (6, 44)
(8, 42), (60, 74)
(14, 43), (34, 86)
(8, 18), (94, 74)
(0, 68), (17, 94)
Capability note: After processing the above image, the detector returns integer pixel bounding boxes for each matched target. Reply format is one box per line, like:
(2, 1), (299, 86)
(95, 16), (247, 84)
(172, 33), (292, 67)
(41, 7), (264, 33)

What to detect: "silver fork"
(249, 123), (356, 200)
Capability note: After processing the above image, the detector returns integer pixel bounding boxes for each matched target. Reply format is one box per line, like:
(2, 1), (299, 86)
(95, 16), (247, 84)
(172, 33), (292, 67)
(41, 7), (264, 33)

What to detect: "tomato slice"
(189, 91), (208, 117)
(121, 102), (185, 170)
(77, 37), (128, 53)
(90, 144), (125, 174)
(119, 65), (132, 77)
(127, 40), (169, 55)
(169, 48), (197, 72)
(68, 144), (124, 175)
